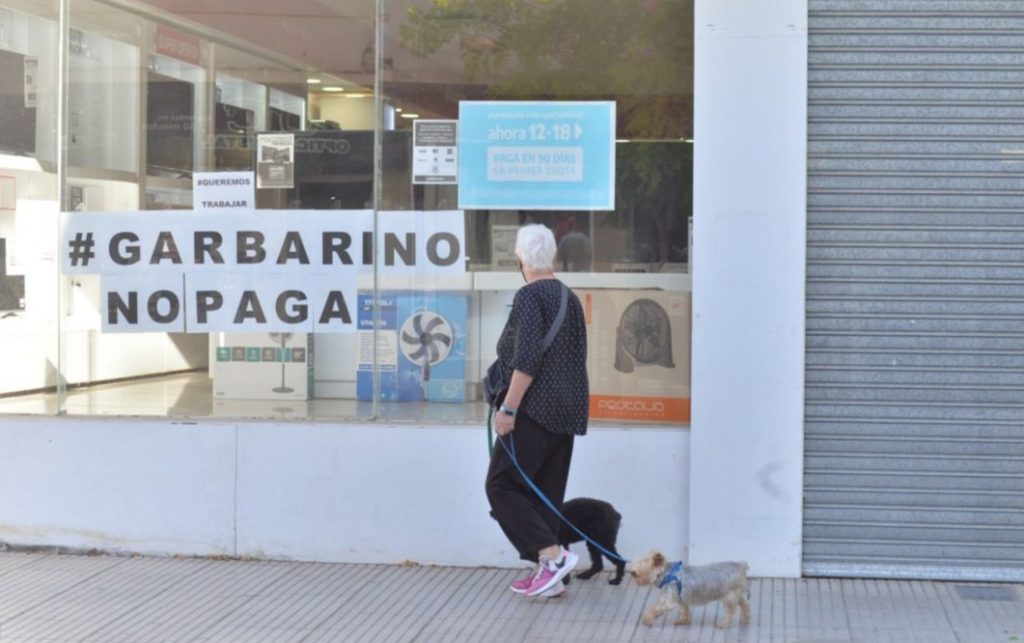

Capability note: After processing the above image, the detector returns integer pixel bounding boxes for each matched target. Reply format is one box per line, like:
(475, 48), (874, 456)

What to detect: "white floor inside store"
(0, 371), (492, 423)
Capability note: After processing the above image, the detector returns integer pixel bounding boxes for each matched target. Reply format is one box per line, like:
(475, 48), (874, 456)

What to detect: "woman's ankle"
(538, 545), (561, 561)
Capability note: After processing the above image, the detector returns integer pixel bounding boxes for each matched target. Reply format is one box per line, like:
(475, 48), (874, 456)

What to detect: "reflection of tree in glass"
(400, 0), (692, 140)
(615, 142), (691, 265)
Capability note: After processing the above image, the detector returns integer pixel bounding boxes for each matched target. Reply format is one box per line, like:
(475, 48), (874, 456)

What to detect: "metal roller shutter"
(805, 0), (1024, 581)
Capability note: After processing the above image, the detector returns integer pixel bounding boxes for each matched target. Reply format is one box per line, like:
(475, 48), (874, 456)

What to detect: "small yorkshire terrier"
(558, 497), (626, 585)
(630, 550), (751, 629)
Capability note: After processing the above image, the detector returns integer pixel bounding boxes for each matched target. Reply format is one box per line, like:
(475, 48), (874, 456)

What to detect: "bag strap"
(541, 282), (569, 353)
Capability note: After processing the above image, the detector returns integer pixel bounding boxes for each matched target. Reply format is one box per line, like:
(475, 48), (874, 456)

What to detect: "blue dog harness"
(657, 561), (685, 596)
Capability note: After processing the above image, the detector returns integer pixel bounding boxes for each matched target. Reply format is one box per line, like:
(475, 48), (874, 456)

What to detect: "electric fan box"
(578, 289), (691, 424)
(356, 292), (469, 403)
(212, 332), (314, 400)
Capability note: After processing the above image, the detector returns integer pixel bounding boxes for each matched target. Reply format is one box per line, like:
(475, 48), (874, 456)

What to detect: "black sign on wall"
(0, 238), (25, 311)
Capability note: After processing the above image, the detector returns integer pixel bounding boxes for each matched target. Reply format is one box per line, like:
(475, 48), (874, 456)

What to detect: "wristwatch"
(498, 404), (518, 417)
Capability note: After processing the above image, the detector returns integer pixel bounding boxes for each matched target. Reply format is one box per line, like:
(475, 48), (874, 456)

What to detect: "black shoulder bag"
(483, 283), (568, 407)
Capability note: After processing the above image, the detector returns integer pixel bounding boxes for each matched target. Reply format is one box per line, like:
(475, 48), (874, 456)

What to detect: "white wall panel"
(690, 0), (808, 577)
(0, 418), (236, 555)
(0, 418), (686, 568)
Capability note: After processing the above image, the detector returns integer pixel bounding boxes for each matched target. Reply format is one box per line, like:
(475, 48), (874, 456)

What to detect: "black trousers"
(485, 412), (574, 563)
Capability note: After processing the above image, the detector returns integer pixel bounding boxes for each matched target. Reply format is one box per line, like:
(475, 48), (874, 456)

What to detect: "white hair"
(515, 224), (557, 272)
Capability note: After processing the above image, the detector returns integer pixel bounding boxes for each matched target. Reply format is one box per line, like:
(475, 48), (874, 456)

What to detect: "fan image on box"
(399, 311), (453, 399)
(268, 332), (294, 393)
(614, 298), (676, 373)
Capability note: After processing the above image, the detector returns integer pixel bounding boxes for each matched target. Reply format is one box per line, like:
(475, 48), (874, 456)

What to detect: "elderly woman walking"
(485, 223), (589, 598)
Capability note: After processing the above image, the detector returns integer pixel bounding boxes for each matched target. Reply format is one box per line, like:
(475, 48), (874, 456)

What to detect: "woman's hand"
(493, 409), (515, 436)
(494, 369), (532, 437)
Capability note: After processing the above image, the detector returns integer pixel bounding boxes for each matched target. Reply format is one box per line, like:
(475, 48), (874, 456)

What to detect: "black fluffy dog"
(558, 497), (625, 585)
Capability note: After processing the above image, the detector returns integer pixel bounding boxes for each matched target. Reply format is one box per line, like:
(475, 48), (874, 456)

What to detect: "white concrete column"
(690, 0), (808, 577)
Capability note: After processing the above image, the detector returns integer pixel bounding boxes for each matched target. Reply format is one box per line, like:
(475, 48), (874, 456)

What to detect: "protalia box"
(212, 332), (314, 400)
(579, 289), (691, 423)
(357, 292), (468, 402)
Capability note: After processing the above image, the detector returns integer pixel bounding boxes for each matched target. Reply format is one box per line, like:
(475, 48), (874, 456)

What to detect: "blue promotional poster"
(357, 292), (468, 402)
(458, 100), (616, 211)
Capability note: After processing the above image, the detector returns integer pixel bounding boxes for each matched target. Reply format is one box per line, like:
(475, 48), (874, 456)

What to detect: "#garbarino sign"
(61, 209), (466, 333)
(579, 288), (691, 423)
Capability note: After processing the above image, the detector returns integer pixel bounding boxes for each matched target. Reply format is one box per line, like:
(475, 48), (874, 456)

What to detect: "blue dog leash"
(491, 419), (630, 566)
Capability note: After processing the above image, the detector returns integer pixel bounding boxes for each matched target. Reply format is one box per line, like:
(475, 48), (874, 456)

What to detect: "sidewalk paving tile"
(1, 552), (1023, 642)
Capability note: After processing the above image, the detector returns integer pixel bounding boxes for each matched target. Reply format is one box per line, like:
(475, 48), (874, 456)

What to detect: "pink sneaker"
(538, 582), (566, 598)
(509, 566), (540, 594)
(525, 548), (578, 597)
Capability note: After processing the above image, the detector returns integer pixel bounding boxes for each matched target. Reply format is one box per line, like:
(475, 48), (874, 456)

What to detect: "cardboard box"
(579, 289), (690, 423)
(212, 332), (313, 400)
(356, 292), (468, 402)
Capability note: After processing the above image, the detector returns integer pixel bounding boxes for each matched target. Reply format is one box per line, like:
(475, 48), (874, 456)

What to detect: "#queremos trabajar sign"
(457, 101), (616, 211)
(60, 207), (466, 333)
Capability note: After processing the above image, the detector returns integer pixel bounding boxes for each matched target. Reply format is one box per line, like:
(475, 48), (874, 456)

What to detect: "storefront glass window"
(382, 0), (693, 425)
(0, 0), (692, 425)
(0, 1), (59, 413)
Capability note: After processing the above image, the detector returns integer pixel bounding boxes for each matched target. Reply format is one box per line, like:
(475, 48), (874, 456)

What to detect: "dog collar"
(657, 561), (684, 595)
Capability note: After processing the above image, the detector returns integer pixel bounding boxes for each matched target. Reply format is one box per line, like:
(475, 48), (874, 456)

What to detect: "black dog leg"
(576, 542), (606, 580)
(608, 552), (625, 585)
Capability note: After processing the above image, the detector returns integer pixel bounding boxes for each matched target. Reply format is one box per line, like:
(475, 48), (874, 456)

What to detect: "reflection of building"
(0, 0), (1020, 586)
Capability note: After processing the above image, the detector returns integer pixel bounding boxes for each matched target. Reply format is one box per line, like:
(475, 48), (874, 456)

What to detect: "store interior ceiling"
(132, 0), (466, 124)
(116, 0), (693, 136)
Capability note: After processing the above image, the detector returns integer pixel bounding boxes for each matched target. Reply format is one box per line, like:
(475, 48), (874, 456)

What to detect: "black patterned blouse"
(496, 278), (589, 436)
